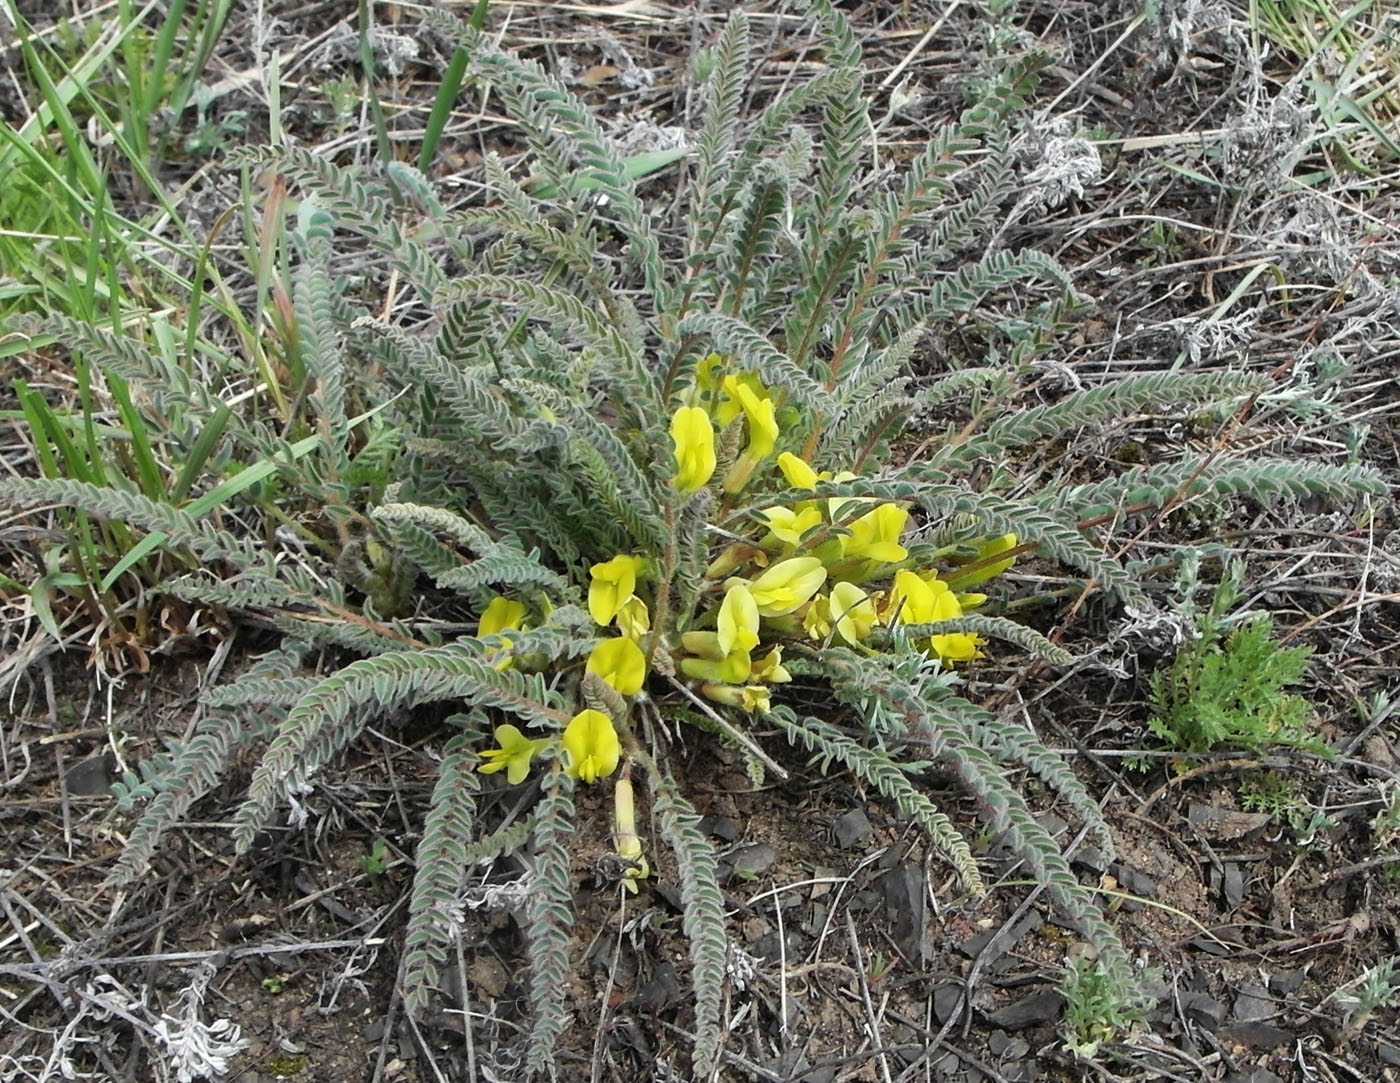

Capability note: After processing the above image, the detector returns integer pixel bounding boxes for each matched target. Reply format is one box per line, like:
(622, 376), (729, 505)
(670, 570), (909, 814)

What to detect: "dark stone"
(1222, 863), (1245, 910)
(726, 842), (777, 881)
(1220, 1022), (1291, 1050)
(700, 815), (739, 842)
(832, 807), (873, 849)
(1268, 970), (1306, 995)
(1224, 1071), (1283, 1083)
(1072, 846), (1110, 873)
(958, 912), (1041, 963)
(1187, 803), (1271, 841)
(876, 864), (927, 962)
(985, 990), (1066, 1030)
(63, 754), (113, 796)
(932, 984), (966, 1024)
(1231, 983), (1274, 1022)
(1378, 1041), (1400, 1067)
(1181, 992), (1227, 1031)
(632, 961), (682, 1011)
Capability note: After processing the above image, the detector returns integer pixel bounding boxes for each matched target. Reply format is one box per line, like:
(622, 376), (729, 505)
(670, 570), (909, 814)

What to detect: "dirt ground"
(2, 1), (1399, 1081)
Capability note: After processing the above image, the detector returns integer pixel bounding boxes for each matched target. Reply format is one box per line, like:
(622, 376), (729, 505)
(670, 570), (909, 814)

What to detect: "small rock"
(1220, 1022), (1291, 1050)
(1232, 983), (1273, 1022)
(699, 815), (739, 842)
(63, 754), (113, 797)
(1268, 970), (1306, 995)
(1071, 846), (1110, 873)
(876, 864), (926, 962)
(1181, 991), (1226, 1031)
(1364, 734), (1396, 770)
(932, 984), (965, 1024)
(986, 990), (1065, 1030)
(1224, 1071), (1283, 1083)
(988, 1032), (1029, 1059)
(832, 808), (873, 849)
(1378, 1041), (1400, 1067)
(1222, 863), (1245, 910)
(1187, 803), (1271, 841)
(632, 961), (681, 1011)
(726, 842), (777, 881)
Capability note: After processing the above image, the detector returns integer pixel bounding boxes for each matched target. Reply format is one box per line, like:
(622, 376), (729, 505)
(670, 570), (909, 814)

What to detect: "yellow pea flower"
(616, 596), (651, 640)
(700, 682), (772, 714)
(589, 554), (643, 627)
(717, 583), (760, 656)
(743, 557), (827, 616)
(949, 533), (1019, 588)
(478, 596), (526, 638)
(478, 724), (550, 785)
(777, 452), (820, 490)
(843, 503), (909, 563)
(562, 709), (621, 784)
(586, 636), (647, 696)
(670, 405), (717, 492)
(803, 593), (832, 640)
(759, 505), (823, 548)
(722, 376), (779, 459)
(614, 776), (648, 893)
(886, 569), (937, 624)
(679, 635), (752, 684)
(477, 596), (528, 668)
(752, 645), (791, 684)
(829, 581), (878, 645)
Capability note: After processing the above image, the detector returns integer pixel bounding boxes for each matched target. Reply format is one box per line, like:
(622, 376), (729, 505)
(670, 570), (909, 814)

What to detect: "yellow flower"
(777, 452), (819, 490)
(478, 724), (550, 785)
(616, 596), (650, 640)
(614, 776), (648, 893)
(586, 636), (647, 696)
(759, 505), (822, 548)
(700, 682), (772, 714)
(589, 554), (643, 627)
(711, 367), (769, 427)
(829, 581), (877, 645)
(885, 571), (982, 663)
(743, 557), (827, 616)
(478, 596), (526, 638)
(478, 596), (527, 669)
(886, 569), (938, 624)
(670, 405), (717, 492)
(717, 583), (760, 656)
(562, 709), (621, 784)
(843, 503), (909, 563)
(679, 635), (752, 683)
(752, 645), (791, 683)
(950, 533), (1019, 588)
(803, 593), (832, 640)
(723, 375), (779, 459)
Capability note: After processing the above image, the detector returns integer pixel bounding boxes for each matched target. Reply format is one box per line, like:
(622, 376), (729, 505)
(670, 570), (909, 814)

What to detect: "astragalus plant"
(3, 2), (1384, 1074)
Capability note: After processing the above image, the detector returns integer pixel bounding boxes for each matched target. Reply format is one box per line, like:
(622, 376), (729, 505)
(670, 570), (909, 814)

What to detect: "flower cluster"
(666, 358), (1017, 714)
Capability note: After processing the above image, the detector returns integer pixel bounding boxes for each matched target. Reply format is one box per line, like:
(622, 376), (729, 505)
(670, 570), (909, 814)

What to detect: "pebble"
(832, 807), (873, 848)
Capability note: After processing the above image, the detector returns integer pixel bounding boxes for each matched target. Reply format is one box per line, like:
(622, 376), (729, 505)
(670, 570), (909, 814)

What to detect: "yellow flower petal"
(478, 724), (549, 785)
(717, 583), (760, 656)
(671, 405), (717, 492)
(562, 709), (621, 784)
(745, 557), (827, 616)
(586, 636), (647, 696)
(589, 555), (643, 627)
(829, 581), (877, 645)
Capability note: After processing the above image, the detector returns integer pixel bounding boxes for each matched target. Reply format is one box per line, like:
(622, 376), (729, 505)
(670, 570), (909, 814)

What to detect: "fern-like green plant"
(1147, 558), (1326, 756)
(4, 4), (1386, 1075)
